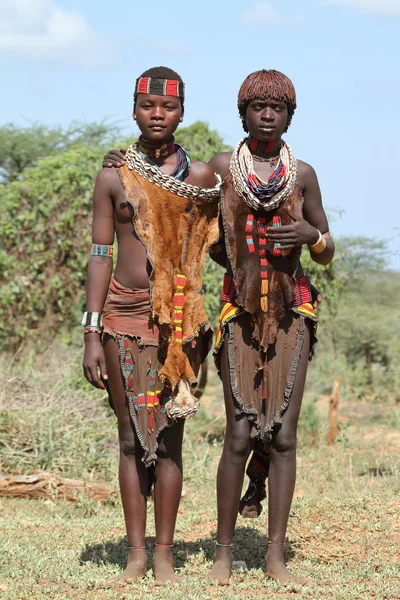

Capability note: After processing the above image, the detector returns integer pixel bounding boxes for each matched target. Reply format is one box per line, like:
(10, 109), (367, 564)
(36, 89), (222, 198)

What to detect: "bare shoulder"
(296, 159), (318, 189)
(209, 152), (232, 179)
(95, 167), (123, 196)
(188, 160), (220, 188)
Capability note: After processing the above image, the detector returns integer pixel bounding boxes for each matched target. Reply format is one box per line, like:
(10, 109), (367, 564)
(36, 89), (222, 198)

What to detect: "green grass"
(0, 343), (399, 600)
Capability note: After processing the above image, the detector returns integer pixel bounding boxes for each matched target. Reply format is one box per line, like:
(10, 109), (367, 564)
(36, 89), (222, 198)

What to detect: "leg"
(152, 420), (185, 585)
(209, 341), (253, 585)
(103, 336), (148, 582)
(265, 323), (310, 585)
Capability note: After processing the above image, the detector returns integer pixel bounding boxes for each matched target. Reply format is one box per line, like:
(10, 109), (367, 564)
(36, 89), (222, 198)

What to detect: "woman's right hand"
(83, 334), (108, 390)
(102, 148), (127, 168)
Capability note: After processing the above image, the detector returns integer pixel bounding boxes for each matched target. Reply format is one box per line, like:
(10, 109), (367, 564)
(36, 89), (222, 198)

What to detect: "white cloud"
(322, 0), (400, 15)
(0, 0), (108, 67)
(241, 2), (306, 27)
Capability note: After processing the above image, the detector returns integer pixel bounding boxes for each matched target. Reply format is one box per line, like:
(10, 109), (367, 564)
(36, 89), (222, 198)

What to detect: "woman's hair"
(237, 69), (297, 132)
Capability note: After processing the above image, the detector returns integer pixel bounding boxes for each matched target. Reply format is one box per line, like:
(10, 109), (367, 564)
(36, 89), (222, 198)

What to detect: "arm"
(206, 152), (232, 268)
(208, 213), (227, 268)
(208, 152), (232, 180)
(82, 169), (116, 389)
(301, 163), (335, 265)
(266, 162), (335, 266)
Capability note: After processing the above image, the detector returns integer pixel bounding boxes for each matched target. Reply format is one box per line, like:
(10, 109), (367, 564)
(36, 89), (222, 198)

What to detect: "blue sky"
(1, 0), (399, 267)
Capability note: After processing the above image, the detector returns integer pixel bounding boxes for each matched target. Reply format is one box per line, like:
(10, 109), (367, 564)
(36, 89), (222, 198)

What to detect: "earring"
(133, 115), (137, 121)
(179, 117), (183, 122)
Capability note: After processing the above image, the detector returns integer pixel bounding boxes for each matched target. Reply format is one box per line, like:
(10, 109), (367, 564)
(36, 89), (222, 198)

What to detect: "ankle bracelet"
(155, 543), (173, 548)
(128, 545), (146, 551)
(268, 540), (285, 545)
(216, 542), (232, 548)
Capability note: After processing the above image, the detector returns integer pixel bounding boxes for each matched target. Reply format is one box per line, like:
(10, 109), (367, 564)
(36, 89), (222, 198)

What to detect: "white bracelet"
(81, 311), (102, 328)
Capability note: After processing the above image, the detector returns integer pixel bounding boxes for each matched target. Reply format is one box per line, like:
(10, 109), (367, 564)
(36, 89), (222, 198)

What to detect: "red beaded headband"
(135, 77), (185, 98)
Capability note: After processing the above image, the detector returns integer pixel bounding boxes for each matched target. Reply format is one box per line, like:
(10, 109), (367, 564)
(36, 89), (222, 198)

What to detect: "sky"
(1, 0), (399, 268)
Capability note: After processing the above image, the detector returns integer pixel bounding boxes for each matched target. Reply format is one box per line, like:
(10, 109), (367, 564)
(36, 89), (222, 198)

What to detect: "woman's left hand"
(266, 211), (319, 250)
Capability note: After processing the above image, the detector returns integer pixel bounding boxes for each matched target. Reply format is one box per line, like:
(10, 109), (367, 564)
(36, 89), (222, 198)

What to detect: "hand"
(310, 283), (322, 309)
(266, 211), (319, 250)
(102, 148), (126, 168)
(83, 334), (108, 389)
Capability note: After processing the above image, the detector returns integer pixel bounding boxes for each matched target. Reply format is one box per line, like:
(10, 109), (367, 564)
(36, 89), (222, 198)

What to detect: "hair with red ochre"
(238, 69), (297, 133)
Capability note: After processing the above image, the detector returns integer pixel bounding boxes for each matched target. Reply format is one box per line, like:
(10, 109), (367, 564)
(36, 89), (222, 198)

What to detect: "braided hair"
(238, 69), (297, 133)
(134, 66), (185, 110)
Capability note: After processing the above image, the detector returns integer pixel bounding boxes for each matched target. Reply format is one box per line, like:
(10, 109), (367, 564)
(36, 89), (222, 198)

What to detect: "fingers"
(99, 354), (108, 382)
(119, 148), (127, 155)
(90, 366), (105, 390)
(83, 362), (105, 390)
(266, 225), (296, 234)
(277, 244), (297, 250)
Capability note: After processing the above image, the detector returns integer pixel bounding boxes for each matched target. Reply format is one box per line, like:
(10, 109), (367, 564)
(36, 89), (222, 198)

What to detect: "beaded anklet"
(216, 542), (232, 548)
(128, 546), (146, 551)
(155, 543), (173, 548)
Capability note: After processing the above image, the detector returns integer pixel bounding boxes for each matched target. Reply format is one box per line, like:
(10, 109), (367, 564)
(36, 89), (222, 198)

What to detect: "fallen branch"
(0, 471), (113, 503)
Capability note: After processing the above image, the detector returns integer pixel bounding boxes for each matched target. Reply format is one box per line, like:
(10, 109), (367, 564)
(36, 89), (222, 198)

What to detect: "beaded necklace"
(134, 136), (191, 181)
(230, 137), (297, 212)
(230, 136), (298, 313)
(136, 135), (176, 159)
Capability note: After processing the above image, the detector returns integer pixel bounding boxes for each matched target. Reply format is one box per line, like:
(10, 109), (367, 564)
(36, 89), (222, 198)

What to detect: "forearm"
(309, 238), (335, 266)
(85, 256), (113, 313)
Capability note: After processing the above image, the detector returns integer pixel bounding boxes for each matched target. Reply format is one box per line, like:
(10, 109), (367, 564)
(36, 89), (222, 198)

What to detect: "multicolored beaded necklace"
(134, 135), (191, 181)
(231, 136), (298, 313)
(240, 138), (287, 200)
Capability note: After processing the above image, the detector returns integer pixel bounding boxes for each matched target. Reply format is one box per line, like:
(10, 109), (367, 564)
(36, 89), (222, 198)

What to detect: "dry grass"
(0, 342), (399, 600)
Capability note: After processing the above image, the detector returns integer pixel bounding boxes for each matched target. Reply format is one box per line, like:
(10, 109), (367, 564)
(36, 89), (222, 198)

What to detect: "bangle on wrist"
(308, 230), (327, 254)
(81, 311), (102, 329)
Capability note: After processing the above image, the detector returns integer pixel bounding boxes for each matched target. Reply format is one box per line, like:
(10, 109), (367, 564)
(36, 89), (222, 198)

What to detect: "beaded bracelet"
(91, 244), (114, 258)
(308, 230), (327, 254)
(83, 327), (102, 335)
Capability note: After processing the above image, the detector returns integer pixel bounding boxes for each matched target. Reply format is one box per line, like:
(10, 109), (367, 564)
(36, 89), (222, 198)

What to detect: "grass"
(0, 342), (399, 600)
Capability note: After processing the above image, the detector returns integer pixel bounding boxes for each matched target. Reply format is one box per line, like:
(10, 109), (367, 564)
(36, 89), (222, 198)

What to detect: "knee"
(273, 428), (297, 455)
(118, 423), (137, 458)
(226, 423), (251, 460)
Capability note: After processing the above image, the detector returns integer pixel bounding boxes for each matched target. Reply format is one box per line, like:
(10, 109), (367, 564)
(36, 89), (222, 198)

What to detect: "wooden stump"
(327, 378), (340, 446)
(0, 472), (113, 503)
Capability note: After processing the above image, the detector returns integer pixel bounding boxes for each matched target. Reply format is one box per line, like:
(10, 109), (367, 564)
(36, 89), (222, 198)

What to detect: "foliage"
(175, 121), (232, 162)
(0, 121), (121, 184)
(0, 144), (103, 350)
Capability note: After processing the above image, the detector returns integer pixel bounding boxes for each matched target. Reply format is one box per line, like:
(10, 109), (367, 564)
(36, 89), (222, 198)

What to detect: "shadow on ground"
(79, 526), (296, 572)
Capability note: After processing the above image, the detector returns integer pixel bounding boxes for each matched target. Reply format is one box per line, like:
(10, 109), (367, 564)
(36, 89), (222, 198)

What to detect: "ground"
(0, 352), (399, 600)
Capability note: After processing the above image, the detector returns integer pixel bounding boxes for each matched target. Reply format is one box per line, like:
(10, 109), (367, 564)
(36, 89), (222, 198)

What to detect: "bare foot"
(208, 546), (233, 586)
(115, 548), (147, 583)
(265, 558), (307, 586)
(153, 546), (180, 586)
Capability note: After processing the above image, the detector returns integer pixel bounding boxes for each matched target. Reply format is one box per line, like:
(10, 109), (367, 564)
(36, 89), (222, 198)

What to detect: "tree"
(175, 121), (232, 161)
(0, 121), (121, 184)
